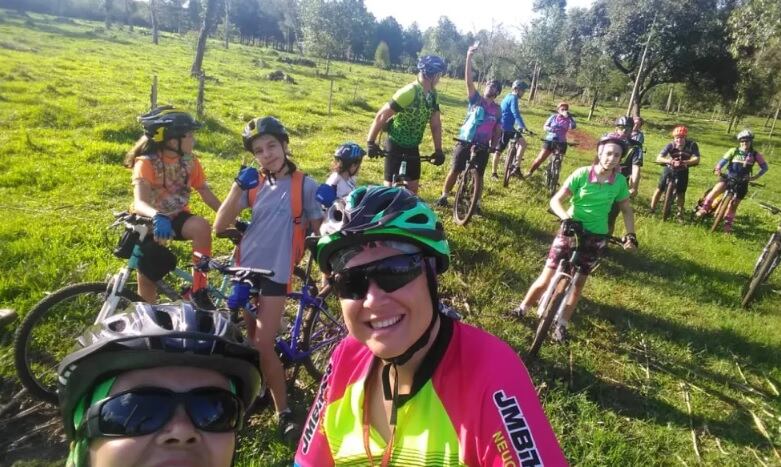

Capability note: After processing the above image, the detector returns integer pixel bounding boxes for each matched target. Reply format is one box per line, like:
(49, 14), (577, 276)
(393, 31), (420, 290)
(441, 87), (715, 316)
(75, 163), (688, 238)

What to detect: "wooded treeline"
(3, 0), (779, 121)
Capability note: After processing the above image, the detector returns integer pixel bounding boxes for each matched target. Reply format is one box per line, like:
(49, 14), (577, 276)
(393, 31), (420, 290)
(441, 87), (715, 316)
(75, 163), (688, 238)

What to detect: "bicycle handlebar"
(758, 201), (781, 216)
(453, 138), (491, 151)
(540, 139), (577, 147)
(193, 252), (273, 280)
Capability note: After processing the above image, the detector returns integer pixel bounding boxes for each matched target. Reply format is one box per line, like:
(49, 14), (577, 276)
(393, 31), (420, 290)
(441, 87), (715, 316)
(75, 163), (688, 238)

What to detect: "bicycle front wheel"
(300, 303), (346, 383)
(503, 147), (517, 188)
(453, 169), (481, 226)
(14, 282), (142, 403)
(528, 277), (568, 358)
(662, 181), (675, 221)
(710, 193), (732, 232)
(741, 241), (780, 308)
(546, 159), (561, 197)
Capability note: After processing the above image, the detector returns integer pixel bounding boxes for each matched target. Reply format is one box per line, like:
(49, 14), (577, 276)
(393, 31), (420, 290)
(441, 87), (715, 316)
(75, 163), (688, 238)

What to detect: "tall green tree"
(375, 16), (403, 64)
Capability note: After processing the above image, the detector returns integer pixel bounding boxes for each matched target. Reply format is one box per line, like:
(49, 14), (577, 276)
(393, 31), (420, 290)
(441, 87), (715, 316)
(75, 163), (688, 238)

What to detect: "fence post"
(196, 72), (205, 118)
(770, 105), (780, 138)
(328, 79), (334, 116)
(150, 75), (158, 109)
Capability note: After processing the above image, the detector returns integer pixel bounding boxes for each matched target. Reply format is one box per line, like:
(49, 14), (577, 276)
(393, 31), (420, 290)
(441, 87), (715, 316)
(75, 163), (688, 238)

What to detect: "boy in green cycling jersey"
(513, 135), (638, 343)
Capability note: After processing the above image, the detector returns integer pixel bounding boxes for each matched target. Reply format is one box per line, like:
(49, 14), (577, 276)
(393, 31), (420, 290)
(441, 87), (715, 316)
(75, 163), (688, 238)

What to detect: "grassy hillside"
(1, 11), (780, 466)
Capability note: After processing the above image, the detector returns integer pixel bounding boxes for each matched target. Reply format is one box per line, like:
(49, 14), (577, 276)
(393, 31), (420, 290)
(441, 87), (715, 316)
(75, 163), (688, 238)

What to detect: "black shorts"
(543, 140), (568, 154)
(255, 277), (287, 297)
(721, 174), (749, 200)
(170, 211), (194, 241)
(497, 131), (520, 152)
(451, 142), (490, 176)
(657, 166), (689, 194)
(383, 139), (421, 182)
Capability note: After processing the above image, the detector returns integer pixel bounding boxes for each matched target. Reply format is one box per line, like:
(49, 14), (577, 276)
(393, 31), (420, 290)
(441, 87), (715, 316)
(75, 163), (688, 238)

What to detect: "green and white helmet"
(316, 186), (450, 274)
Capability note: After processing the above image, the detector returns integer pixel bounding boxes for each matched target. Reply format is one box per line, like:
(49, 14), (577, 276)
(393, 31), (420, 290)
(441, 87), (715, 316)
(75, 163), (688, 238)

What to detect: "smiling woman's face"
(89, 366), (235, 467)
(338, 244), (432, 360)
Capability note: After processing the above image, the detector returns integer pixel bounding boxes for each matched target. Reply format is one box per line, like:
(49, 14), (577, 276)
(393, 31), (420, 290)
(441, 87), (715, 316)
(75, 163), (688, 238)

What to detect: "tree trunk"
(665, 85), (673, 114)
(550, 81), (558, 106)
(588, 88), (598, 121)
(104, 0), (112, 29)
(191, 0), (217, 77)
(763, 111), (772, 129)
(727, 114), (737, 134)
(125, 0), (133, 31)
(223, 0), (229, 49)
(150, 0), (159, 45)
(196, 72), (206, 117)
(528, 61), (538, 103)
(770, 106), (780, 138)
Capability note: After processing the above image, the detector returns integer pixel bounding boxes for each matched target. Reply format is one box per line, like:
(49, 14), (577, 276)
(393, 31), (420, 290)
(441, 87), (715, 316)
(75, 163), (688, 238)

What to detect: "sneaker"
(551, 324), (569, 344)
(513, 304), (527, 318)
(278, 409), (302, 443)
(491, 173), (499, 181)
(435, 195), (449, 207)
(191, 288), (216, 311)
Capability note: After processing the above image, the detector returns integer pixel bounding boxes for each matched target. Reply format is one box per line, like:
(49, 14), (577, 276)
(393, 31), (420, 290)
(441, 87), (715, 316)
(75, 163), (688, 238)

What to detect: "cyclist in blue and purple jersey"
(525, 101), (577, 178)
(490, 80), (530, 180)
(695, 129), (769, 232)
(436, 43), (502, 211)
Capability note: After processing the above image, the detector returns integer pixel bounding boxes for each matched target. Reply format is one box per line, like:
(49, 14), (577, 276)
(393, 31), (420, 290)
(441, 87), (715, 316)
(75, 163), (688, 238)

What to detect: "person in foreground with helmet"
(607, 116), (644, 234)
(649, 125), (700, 220)
(294, 186), (567, 466)
(57, 302), (261, 467)
(513, 135), (638, 343)
(490, 79), (530, 181)
(214, 116), (323, 441)
(366, 55), (447, 194)
(694, 129), (768, 232)
(436, 42), (502, 211)
(124, 105), (222, 309)
(525, 101), (577, 178)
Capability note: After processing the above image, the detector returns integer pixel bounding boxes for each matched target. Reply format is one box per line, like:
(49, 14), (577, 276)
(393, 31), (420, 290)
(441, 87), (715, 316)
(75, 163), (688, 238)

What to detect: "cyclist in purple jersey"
(436, 43), (502, 211)
(525, 101), (577, 178)
(695, 129), (769, 232)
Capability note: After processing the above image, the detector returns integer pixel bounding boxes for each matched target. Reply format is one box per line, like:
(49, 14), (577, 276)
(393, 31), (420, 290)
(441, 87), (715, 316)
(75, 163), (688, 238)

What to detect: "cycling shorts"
(657, 166), (689, 194)
(497, 131), (524, 152)
(451, 142), (490, 175)
(543, 140), (568, 154)
(170, 211), (194, 241)
(383, 139), (421, 182)
(545, 230), (608, 275)
(720, 173), (749, 200)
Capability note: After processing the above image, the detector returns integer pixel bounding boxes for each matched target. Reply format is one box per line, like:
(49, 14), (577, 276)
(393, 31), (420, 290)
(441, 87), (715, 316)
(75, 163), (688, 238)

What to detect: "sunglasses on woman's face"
(81, 387), (243, 438)
(331, 254), (424, 300)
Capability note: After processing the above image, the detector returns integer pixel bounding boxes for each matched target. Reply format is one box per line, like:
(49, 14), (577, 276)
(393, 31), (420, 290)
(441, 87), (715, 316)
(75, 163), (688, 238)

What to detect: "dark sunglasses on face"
(81, 387), (243, 438)
(330, 254), (424, 300)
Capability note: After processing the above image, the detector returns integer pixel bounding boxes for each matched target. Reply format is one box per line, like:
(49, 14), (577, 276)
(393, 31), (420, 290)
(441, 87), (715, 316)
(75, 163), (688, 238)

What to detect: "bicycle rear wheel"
(503, 144), (517, 188)
(528, 277), (568, 358)
(453, 168), (481, 226)
(14, 282), (142, 403)
(741, 241), (780, 308)
(662, 181), (675, 221)
(300, 302), (346, 383)
(710, 193), (732, 232)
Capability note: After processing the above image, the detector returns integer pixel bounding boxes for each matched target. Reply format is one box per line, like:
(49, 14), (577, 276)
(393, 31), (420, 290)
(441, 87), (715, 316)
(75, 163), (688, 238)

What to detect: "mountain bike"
(544, 140), (577, 197)
(452, 138), (490, 226)
(656, 159), (689, 221)
(369, 138), (435, 190)
(707, 175), (752, 232)
(741, 201), (781, 308)
(528, 226), (623, 358)
(14, 212), (238, 403)
(502, 129), (535, 188)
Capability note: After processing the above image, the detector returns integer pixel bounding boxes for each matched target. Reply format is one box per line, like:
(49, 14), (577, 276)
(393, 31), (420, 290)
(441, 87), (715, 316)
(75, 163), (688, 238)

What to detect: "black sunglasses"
(330, 254), (424, 300)
(81, 387), (243, 438)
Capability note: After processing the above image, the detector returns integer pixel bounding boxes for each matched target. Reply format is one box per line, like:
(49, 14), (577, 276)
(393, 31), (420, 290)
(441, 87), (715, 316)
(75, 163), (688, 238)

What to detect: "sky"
(363, 0), (595, 37)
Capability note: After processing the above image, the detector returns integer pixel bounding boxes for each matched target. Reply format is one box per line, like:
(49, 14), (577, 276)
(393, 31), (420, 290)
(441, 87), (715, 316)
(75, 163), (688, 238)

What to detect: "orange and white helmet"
(672, 125), (688, 138)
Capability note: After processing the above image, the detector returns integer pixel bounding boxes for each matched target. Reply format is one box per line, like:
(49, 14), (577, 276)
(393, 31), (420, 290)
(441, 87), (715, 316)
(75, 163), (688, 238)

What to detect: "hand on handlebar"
(429, 149), (446, 166)
(367, 141), (383, 158)
(561, 218), (583, 237)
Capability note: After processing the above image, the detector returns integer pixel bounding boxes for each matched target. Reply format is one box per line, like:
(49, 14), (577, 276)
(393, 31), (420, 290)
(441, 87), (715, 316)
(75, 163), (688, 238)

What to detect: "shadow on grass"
(27, 21), (132, 45)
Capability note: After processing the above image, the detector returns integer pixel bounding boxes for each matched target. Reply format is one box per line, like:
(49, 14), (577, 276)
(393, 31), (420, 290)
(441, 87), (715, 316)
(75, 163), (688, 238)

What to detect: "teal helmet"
(316, 186), (450, 274)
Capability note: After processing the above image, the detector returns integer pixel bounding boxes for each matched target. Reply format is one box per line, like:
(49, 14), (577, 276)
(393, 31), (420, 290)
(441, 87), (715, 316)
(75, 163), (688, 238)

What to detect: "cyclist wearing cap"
(295, 186), (566, 466)
(695, 129), (768, 232)
(214, 116), (323, 441)
(57, 302), (261, 467)
(366, 55), (447, 194)
(649, 125), (700, 220)
(490, 79), (530, 181)
(525, 101), (577, 178)
(124, 105), (222, 310)
(436, 43), (502, 211)
(513, 135), (637, 343)
(607, 116), (644, 234)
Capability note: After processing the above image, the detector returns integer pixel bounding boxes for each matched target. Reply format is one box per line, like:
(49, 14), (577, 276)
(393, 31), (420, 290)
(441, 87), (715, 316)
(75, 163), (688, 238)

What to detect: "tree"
(374, 40), (391, 69)
(375, 16), (404, 64)
(402, 22), (424, 66)
(421, 16), (465, 77)
(150, 0), (159, 44)
(190, 0), (218, 76)
(102, 0), (113, 29)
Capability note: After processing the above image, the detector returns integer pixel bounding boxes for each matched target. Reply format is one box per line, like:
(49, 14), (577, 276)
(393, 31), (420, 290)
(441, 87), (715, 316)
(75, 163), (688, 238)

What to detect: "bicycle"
(740, 201), (781, 308)
(14, 212), (239, 403)
(528, 225), (623, 358)
(502, 129), (536, 188)
(452, 138), (490, 226)
(656, 157), (690, 221)
(700, 175), (755, 233)
(544, 140), (577, 197)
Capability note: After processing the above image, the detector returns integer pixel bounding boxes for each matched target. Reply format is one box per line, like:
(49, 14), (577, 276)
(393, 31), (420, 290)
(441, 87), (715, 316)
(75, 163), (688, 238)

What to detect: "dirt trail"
(567, 128), (599, 152)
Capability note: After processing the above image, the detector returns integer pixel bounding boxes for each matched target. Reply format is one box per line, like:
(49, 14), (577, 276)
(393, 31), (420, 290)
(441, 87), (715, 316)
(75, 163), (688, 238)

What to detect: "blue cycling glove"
(315, 183), (337, 207)
(227, 282), (251, 311)
(153, 213), (173, 240)
(235, 166), (259, 190)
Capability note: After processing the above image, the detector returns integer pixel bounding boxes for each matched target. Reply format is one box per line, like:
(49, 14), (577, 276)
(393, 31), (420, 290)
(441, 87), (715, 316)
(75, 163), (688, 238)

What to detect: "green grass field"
(1, 11), (780, 466)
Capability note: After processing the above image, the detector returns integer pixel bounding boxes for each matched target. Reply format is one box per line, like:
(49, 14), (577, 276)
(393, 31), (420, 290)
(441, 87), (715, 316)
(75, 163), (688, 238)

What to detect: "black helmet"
(486, 79), (502, 96)
(58, 302), (261, 440)
(242, 116), (290, 151)
(614, 115), (633, 129)
(512, 79), (529, 90)
(138, 105), (202, 143)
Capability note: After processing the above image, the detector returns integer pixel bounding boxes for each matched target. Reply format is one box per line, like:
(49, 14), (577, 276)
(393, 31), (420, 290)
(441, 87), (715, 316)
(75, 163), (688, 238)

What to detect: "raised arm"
(465, 44), (478, 98)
